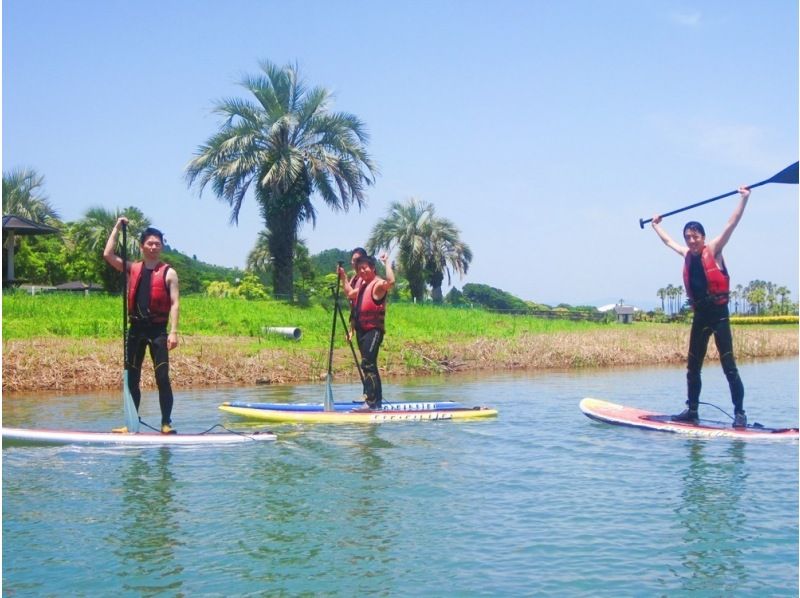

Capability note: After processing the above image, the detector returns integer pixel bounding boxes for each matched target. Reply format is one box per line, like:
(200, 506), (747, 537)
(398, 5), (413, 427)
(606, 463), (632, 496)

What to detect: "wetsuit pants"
(356, 328), (384, 408)
(685, 303), (744, 414)
(126, 322), (174, 425)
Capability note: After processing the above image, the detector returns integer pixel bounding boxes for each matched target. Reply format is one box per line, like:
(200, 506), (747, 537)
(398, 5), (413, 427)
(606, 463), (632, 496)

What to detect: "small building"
(55, 281), (105, 296)
(597, 302), (637, 324)
(613, 304), (635, 324)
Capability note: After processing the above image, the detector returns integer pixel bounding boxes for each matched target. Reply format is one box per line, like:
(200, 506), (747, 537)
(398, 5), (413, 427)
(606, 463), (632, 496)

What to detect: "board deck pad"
(2, 426), (276, 446)
(580, 398), (798, 440)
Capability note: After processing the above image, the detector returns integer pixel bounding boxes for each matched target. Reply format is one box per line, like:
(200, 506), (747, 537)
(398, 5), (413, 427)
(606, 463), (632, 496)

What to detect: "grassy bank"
(3, 293), (797, 392)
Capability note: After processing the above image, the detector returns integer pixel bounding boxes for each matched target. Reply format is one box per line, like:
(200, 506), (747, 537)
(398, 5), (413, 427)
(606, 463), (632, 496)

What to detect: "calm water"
(3, 358), (798, 597)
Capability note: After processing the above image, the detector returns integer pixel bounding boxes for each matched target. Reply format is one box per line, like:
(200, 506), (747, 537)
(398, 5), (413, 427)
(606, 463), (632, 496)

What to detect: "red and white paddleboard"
(580, 398), (798, 440)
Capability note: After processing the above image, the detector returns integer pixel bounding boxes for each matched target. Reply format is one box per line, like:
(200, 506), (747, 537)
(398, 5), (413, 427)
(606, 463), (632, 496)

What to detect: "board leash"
(137, 419), (269, 439)
(698, 401), (763, 429)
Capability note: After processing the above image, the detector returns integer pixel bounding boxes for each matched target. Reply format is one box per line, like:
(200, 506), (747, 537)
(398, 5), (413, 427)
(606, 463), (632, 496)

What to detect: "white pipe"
(263, 327), (302, 340)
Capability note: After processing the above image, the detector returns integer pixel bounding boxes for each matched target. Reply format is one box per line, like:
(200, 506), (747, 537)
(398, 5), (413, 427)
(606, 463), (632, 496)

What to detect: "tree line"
(656, 281), (796, 316)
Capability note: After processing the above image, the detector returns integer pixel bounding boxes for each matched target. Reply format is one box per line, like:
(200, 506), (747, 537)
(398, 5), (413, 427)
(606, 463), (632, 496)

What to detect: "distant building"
(613, 304), (635, 324)
(597, 302), (637, 324)
(55, 281), (104, 296)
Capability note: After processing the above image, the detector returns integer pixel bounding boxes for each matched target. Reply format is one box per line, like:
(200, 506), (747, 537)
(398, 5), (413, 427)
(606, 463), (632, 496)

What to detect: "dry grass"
(3, 325), (797, 393)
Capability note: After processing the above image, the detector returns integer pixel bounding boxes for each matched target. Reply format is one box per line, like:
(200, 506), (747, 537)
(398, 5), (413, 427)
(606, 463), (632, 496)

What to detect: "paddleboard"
(220, 402), (498, 424)
(2, 426), (276, 447)
(580, 398), (799, 440)
(224, 400), (466, 412)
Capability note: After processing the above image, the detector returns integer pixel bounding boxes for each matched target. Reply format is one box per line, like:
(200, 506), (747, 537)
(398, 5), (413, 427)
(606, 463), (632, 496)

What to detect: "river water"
(3, 358), (798, 596)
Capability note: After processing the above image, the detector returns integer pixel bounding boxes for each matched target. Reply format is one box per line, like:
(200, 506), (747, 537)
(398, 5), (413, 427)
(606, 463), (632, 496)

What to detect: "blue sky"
(4, 0), (798, 308)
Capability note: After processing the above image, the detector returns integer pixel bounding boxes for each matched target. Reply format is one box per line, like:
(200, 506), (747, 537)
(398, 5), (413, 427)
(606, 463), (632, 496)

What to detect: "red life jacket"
(128, 261), (172, 324)
(355, 278), (386, 332)
(348, 275), (363, 309)
(683, 246), (729, 307)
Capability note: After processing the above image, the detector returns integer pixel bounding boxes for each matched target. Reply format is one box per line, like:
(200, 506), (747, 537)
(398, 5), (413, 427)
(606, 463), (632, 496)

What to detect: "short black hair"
(140, 227), (164, 244)
(683, 221), (705, 237)
(351, 247), (368, 258)
(356, 254), (376, 268)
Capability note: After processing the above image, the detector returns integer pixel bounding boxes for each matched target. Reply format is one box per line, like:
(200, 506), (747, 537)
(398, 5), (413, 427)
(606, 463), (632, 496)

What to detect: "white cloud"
(670, 10), (702, 27)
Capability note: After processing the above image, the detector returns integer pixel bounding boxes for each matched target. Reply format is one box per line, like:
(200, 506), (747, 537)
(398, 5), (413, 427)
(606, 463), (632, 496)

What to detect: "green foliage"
(445, 286), (465, 306)
(312, 248), (351, 275)
(161, 249), (243, 295)
(462, 283), (529, 312)
(206, 281), (237, 298)
(236, 273), (269, 300)
(3, 293), (606, 342)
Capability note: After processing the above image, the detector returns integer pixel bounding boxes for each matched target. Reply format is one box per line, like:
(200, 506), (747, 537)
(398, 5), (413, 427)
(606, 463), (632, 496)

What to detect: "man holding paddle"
(104, 217), (180, 434)
(650, 186), (750, 428)
(338, 253), (395, 410)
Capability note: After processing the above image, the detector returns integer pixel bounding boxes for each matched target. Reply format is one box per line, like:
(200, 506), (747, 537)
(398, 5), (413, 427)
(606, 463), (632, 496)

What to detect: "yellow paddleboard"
(219, 403), (498, 424)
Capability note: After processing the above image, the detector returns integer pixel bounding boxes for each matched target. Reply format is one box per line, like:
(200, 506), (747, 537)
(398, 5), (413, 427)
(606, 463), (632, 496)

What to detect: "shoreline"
(3, 326), (797, 393)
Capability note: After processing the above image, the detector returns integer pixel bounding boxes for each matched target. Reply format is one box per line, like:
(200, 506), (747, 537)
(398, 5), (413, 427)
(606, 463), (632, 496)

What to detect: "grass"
(3, 293), (797, 393)
(2, 293), (602, 342)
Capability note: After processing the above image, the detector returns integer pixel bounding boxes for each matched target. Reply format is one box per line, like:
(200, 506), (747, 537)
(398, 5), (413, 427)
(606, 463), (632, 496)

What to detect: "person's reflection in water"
(675, 440), (747, 593)
(112, 448), (185, 595)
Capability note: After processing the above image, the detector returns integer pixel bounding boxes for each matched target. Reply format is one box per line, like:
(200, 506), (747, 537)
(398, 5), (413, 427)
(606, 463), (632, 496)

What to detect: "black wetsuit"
(685, 253), (744, 414)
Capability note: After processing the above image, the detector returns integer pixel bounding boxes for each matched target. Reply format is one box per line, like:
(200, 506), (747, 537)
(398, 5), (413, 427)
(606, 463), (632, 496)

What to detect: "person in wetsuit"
(104, 217), (180, 433)
(338, 253), (395, 410)
(650, 186), (750, 428)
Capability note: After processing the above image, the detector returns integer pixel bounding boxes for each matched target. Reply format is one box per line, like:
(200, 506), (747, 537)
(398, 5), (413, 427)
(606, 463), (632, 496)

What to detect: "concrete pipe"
(263, 326), (302, 340)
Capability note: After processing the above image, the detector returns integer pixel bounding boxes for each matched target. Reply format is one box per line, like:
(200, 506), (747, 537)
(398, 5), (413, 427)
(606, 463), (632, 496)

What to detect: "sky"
(3, 0), (798, 308)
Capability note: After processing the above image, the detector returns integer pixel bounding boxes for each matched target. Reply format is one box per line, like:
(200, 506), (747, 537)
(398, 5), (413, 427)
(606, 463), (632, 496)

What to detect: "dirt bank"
(3, 326), (796, 393)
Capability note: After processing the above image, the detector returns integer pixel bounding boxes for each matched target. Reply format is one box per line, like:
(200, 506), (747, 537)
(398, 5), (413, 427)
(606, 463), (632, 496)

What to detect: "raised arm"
(103, 216), (128, 272)
(373, 253), (395, 300)
(707, 186), (750, 256)
(651, 215), (688, 257)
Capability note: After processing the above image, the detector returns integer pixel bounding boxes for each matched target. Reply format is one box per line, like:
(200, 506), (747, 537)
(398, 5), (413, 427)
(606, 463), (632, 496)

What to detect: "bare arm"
(707, 186), (750, 256)
(103, 217), (128, 272)
(651, 215), (688, 257)
(166, 268), (180, 350)
(372, 253), (395, 300)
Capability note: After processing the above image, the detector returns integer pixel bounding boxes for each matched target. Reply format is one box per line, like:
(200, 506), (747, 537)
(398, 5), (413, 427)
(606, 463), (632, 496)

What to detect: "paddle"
(121, 222), (139, 432)
(324, 264), (343, 412)
(639, 161), (799, 229)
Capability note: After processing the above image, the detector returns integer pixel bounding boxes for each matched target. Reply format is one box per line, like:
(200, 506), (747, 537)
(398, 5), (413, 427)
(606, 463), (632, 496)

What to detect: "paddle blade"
(324, 374), (334, 412)
(766, 161), (799, 185)
(122, 371), (140, 433)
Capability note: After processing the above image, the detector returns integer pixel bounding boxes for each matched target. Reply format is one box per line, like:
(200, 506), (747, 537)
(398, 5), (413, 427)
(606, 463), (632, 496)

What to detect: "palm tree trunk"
(429, 271), (444, 303)
(263, 199), (300, 301)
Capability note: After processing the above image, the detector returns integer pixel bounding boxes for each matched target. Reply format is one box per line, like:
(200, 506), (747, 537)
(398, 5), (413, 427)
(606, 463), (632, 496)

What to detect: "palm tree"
(735, 283), (746, 314)
(664, 284), (675, 315)
(246, 230), (272, 276)
(367, 198), (472, 303)
(656, 287), (666, 312)
(775, 286), (791, 315)
(2, 168), (60, 223)
(185, 60), (377, 299)
(71, 206), (149, 292)
(423, 218), (472, 303)
(367, 198), (432, 301)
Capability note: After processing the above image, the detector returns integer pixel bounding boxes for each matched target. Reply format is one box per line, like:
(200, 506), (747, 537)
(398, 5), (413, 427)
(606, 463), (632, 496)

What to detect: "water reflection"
(675, 440), (747, 593)
(111, 449), (185, 596)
